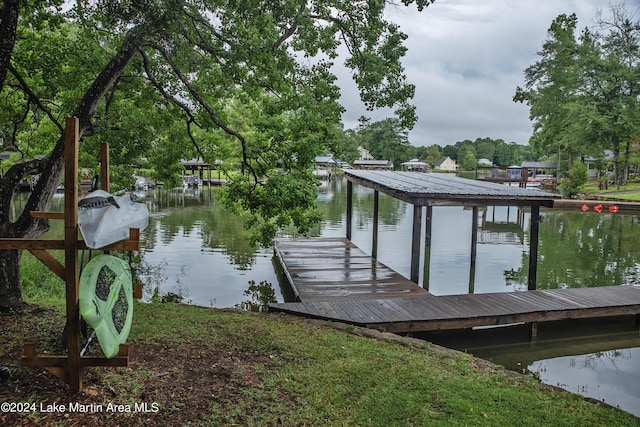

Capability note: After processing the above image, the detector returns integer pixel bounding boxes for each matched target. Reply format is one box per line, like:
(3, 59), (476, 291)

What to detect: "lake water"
(16, 178), (640, 416)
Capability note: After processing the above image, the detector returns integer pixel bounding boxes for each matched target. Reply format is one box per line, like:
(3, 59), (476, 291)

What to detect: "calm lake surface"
(18, 177), (640, 416)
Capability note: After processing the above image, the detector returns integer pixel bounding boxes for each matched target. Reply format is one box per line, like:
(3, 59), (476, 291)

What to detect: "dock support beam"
(372, 191), (379, 259)
(469, 206), (478, 294)
(410, 205), (423, 283)
(422, 205), (432, 290)
(528, 206), (541, 291)
(346, 180), (353, 241)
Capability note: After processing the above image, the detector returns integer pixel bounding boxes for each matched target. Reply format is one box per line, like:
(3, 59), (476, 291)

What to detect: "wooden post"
(372, 190), (379, 259)
(17, 120), (133, 394)
(100, 142), (111, 257)
(100, 142), (110, 191)
(529, 322), (539, 340)
(63, 117), (82, 393)
(469, 206), (478, 294)
(422, 205), (432, 290)
(410, 205), (422, 283)
(520, 167), (528, 188)
(346, 180), (353, 240)
(528, 205), (541, 291)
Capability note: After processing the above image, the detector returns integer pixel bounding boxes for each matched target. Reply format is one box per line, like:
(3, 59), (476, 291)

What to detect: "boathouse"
(339, 170), (558, 289)
(270, 171), (640, 334)
(400, 159), (429, 172)
(352, 159), (394, 170)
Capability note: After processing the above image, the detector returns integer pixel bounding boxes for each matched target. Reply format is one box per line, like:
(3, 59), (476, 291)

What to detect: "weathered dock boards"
(271, 238), (640, 334)
(274, 238), (428, 301)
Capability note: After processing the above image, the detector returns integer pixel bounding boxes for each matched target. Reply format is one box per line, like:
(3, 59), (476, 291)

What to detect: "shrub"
(559, 161), (588, 198)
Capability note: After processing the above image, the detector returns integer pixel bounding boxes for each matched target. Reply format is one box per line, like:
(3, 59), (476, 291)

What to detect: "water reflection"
(11, 181), (640, 304)
(418, 317), (640, 417)
(314, 178), (640, 417)
(518, 212), (640, 290)
(138, 187), (282, 308)
(12, 178), (640, 417)
(14, 181), (640, 303)
(325, 182), (640, 293)
(529, 348), (640, 417)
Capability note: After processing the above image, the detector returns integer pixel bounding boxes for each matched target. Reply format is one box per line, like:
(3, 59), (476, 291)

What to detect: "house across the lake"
(582, 150), (614, 180)
(434, 156), (458, 172)
(358, 146), (374, 161)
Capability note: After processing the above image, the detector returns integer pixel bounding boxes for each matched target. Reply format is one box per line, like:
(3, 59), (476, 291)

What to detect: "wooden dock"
(273, 237), (428, 301)
(270, 238), (640, 334)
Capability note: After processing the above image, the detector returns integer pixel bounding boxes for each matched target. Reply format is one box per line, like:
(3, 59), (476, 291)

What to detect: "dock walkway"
(273, 237), (428, 301)
(270, 238), (640, 334)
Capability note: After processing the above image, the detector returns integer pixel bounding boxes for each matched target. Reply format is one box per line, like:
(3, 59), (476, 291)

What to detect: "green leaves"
(356, 117), (410, 165)
(342, 2), (418, 129)
(515, 6), (640, 183)
(219, 170), (322, 247)
(2, 0), (436, 247)
(558, 160), (588, 198)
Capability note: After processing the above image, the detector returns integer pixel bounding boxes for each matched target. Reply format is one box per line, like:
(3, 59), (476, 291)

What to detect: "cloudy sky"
(338, 0), (640, 148)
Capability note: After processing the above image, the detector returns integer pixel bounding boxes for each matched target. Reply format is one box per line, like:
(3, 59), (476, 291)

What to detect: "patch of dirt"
(0, 306), (268, 426)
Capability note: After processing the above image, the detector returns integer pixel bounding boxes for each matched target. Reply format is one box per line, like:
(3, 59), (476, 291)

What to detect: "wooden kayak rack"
(0, 117), (141, 393)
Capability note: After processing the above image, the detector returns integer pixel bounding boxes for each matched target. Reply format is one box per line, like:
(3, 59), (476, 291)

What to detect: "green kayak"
(79, 255), (134, 358)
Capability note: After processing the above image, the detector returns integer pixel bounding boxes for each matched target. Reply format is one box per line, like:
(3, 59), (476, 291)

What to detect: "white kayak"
(78, 190), (149, 249)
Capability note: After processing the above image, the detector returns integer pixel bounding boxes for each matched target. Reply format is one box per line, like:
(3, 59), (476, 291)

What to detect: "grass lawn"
(583, 180), (640, 201)
(1, 300), (639, 426)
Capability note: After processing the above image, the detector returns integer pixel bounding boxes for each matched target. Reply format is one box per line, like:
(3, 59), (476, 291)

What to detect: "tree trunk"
(0, 249), (25, 312)
(612, 151), (622, 186)
(0, 26), (147, 313)
(0, 0), (20, 89)
(623, 137), (631, 185)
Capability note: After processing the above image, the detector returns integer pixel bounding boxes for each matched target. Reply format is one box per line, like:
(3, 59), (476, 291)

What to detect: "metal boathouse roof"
(343, 170), (559, 207)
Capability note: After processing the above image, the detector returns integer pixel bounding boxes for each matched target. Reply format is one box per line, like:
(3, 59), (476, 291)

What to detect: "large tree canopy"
(0, 0), (435, 312)
(514, 5), (640, 184)
(355, 116), (411, 165)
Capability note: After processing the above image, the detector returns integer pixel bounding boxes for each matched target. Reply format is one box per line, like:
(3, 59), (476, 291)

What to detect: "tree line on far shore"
(339, 117), (535, 171)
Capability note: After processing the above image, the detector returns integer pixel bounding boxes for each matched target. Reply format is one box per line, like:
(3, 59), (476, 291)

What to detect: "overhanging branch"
(147, 42), (259, 183)
(8, 64), (63, 133)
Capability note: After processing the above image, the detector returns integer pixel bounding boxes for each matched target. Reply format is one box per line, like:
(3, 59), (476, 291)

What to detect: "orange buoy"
(594, 204), (603, 213)
(609, 205), (619, 213)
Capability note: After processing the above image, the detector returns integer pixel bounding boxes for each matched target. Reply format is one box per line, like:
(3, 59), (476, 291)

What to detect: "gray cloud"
(339, 0), (620, 147)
